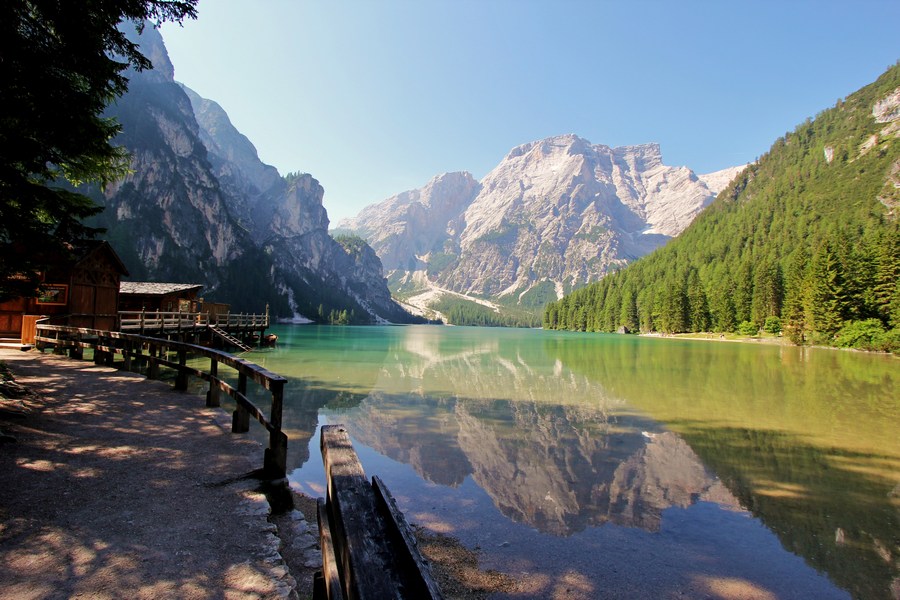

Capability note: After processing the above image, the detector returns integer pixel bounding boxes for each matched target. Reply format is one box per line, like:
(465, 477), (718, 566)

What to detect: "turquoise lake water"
(224, 324), (898, 599)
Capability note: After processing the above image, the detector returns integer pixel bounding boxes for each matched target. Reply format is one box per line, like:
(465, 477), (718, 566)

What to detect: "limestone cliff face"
(179, 84), (282, 240)
(95, 24), (246, 288)
(86, 24), (415, 322)
(338, 172), (481, 271)
(340, 134), (744, 306)
(181, 82), (410, 322)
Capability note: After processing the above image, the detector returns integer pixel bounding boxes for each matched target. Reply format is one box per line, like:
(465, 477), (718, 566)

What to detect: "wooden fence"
(34, 322), (288, 478)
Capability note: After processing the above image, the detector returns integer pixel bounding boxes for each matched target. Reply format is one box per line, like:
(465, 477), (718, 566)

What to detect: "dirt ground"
(0, 349), (513, 600)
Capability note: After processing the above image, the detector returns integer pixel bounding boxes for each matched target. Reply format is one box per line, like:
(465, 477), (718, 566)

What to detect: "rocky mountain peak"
(336, 171), (481, 272)
(271, 173), (329, 237)
(506, 133), (591, 160)
(419, 171), (479, 208)
(122, 22), (174, 83)
(614, 142), (663, 171)
(180, 84), (282, 198)
(342, 134), (744, 316)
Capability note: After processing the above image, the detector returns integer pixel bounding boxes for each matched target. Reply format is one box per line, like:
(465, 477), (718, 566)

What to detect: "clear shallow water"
(228, 325), (899, 599)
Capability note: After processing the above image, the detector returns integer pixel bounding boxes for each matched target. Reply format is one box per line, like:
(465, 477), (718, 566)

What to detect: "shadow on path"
(0, 349), (298, 600)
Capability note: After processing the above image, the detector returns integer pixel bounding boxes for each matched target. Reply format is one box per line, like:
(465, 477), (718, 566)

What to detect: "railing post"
(134, 339), (143, 370)
(174, 346), (188, 391)
(53, 328), (66, 355)
(265, 380), (287, 478)
(123, 338), (132, 371)
(232, 372), (249, 433)
(104, 332), (115, 366)
(148, 342), (160, 379)
(94, 332), (105, 365)
(71, 331), (83, 360)
(140, 309), (145, 335)
(206, 358), (220, 407)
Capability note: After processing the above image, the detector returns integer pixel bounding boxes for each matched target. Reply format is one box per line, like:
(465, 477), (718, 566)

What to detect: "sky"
(159, 0), (900, 225)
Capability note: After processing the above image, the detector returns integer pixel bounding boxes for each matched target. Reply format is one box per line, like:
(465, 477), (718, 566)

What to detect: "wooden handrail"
(118, 310), (269, 332)
(34, 323), (288, 478)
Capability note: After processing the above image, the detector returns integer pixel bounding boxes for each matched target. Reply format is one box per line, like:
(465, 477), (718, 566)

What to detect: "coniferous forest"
(543, 63), (900, 353)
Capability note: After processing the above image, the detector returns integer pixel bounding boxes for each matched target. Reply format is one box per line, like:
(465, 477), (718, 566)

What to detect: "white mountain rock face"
(339, 171), (480, 271)
(339, 134), (744, 308)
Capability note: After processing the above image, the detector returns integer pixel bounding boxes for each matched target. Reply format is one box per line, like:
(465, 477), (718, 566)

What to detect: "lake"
(236, 324), (898, 599)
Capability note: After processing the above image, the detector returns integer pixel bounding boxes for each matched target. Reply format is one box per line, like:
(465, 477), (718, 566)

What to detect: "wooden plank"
(321, 424), (406, 600)
(265, 430), (288, 478)
(372, 476), (444, 600)
(232, 373), (249, 433)
(20, 315), (44, 344)
(317, 498), (345, 600)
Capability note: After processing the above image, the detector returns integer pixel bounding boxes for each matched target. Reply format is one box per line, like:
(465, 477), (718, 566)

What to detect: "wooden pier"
(117, 309), (271, 351)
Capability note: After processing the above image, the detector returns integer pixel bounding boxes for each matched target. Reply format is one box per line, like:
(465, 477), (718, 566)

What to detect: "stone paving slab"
(0, 349), (299, 600)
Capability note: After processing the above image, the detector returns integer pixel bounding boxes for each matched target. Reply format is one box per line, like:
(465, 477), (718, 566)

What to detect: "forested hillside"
(544, 63), (900, 352)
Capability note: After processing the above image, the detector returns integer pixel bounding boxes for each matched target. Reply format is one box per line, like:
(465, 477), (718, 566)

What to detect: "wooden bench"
(315, 424), (444, 600)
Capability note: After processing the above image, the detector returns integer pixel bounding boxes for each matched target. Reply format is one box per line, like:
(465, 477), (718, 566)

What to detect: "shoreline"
(637, 330), (899, 356)
(638, 331), (789, 346)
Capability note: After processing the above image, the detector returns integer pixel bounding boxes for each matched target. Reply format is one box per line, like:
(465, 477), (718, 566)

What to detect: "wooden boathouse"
(1, 243), (271, 352)
(116, 282), (271, 351)
(0, 241), (128, 345)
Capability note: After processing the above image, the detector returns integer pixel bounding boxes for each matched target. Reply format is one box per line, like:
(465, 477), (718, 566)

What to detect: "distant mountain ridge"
(339, 134), (743, 320)
(83, 24), (418, 324)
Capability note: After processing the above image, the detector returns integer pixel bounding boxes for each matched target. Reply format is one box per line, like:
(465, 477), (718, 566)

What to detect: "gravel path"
(0, 348), (305, 600)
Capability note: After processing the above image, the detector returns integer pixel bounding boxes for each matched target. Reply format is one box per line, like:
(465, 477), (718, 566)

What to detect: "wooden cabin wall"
(69, 254), (121, 330)
(0, 298), (26, 336)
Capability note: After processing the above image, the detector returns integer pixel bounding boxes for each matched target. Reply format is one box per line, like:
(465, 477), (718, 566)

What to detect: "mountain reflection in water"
(346, 394), (740, 536)
(251, 325), (896, 600)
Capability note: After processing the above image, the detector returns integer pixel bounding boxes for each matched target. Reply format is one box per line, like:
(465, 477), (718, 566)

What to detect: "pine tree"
(0, 0), (197, 300)
(733, 260), (754, 324)
(709, 275), (737, 332)
(873, 225), (900, 325)
(619, 286), (639, 332)
(687, 269), (710, 332)
(805, 241), (847, 339)
(750, 259), (783, 325)
(658, 278), (689, 333)
(783, 247), (810, 343)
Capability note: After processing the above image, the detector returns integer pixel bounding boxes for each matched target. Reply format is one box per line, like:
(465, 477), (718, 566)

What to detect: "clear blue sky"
(159, 0), (900, 225)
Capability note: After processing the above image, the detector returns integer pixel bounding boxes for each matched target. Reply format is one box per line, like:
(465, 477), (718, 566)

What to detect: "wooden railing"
(118, 310), (269, 333)
(35, 323), (288, 478)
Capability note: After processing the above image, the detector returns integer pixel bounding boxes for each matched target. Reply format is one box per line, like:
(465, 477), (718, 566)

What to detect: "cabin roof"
(71, 240), (130, 276)
(119, 282), (203, 296)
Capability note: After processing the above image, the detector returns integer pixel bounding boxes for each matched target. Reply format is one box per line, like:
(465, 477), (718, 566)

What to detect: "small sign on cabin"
(36, 284), (68, 305)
